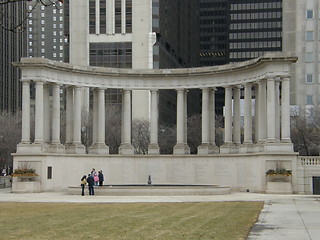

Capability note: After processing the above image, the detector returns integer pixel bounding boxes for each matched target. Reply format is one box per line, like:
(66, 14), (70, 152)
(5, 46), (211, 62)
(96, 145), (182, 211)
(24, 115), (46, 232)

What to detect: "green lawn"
(0, 201), (263, 240)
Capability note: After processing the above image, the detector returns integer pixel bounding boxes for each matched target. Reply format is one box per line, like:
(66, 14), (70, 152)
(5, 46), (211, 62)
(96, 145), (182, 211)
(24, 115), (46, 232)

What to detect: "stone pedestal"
(148, 143), (160, 155)
(11, 181), (41, 193)
(266, 182), (293, 194)
(88, 143), (109, 154)
(119, 143), (134, 155)
(173, 143), (190, 155)
(47, 143), (65, 153)
(65, 144), (86, 154)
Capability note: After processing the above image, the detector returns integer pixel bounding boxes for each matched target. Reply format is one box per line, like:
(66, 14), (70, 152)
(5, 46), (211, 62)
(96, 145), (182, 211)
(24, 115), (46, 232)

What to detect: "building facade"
(0, 1), (27, 112)
(283, 0), (320, 107)
(27, 1), (65, 61)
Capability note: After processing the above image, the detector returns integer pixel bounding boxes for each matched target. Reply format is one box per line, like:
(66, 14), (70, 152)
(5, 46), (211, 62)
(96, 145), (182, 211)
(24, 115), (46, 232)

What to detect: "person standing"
(98, 170), (104, 186)
(80, 175), (87, 196)
(87, 174), (95, 196)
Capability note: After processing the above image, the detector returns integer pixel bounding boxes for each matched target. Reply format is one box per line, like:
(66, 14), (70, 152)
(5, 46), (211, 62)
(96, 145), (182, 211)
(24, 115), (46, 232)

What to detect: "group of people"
(80, 168), (104, 196)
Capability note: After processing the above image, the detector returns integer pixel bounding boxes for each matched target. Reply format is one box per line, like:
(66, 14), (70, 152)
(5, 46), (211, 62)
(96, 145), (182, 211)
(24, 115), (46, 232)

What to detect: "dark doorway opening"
(312, 177), (320, 195)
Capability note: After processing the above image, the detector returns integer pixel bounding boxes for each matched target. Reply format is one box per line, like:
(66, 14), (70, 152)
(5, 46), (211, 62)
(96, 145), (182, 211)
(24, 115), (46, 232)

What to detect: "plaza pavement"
(0, 188), (319, 240)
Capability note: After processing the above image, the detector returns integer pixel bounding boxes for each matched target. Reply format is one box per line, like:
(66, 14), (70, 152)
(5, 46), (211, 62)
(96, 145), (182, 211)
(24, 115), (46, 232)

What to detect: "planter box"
(267, 175), (291, 182)
(266, 182), (293, 194)
(11, 181), (41, 193)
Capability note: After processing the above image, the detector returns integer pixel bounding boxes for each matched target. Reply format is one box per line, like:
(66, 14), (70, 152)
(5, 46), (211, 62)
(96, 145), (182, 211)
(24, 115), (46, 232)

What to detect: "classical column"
(73, 86), (82, 145)
(148, 89), (160, 154)
(65, 87), (74, 145)
(95, 0), (100, 35)
(209, 88), (219, 153)
(97, 89), (106, 144)
(224, 86), (233, 144)
(275, 80), (281, 141)
(281, 77), (291, 143)
(173, 89), (190, 154)
(198, 88), (210, 154)
(92, 89), (98, 145)
(43, 84), (50, 144)
(48, 83), (65, 153)
(107, 0), (115, 34)
(34, 81), (44, 144)
(258, 80), (267, 142)
(244, 83), (253, 144)
(254, 84), (259, 143)
(267, 77), (276, 142)
(51, 84), (61, 144)
(121, 0), (126, 34)
(20, 81), (31, 144)
(233, 86), (241, 145)
(119, 89), (134, 154)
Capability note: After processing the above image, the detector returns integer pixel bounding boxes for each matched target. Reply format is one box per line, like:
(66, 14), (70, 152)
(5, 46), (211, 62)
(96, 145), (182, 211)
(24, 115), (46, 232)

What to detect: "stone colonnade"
(18, 76), (292, 155)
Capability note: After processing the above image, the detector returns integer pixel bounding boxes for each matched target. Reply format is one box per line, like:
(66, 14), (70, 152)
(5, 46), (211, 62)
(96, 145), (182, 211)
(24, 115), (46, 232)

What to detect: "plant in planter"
(11, 163), (39, 181)
(266, 164), (292, 182)
(265, 167), (292, 176)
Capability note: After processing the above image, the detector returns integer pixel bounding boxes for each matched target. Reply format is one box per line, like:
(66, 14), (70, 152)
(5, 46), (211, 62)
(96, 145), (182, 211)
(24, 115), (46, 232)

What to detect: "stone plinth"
(266, 182), (293, 194)
(11, 181), (41, 193)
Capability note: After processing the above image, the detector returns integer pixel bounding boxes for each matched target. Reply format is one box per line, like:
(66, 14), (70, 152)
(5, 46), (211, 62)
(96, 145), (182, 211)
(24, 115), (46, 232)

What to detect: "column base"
(88, 143), (109, 154)
(118, 143), (134, 155)
(148, 143), (160, 155)
(240, 143), (254, 153)
(47, 143), (65, 153)
(198, 143), (219, 155)
(220, 143), (240, 154)
(17, 143), (46, 153)
(65, 143), (86, 154)
(173, 143), (190, 155)
(264, 142), (293, 152)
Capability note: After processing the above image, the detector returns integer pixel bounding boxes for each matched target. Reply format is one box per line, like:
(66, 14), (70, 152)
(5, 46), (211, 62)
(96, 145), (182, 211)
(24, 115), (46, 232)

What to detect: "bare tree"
(105, 104), (121, 154)
(158, 123), (176, 154)
(132, 119), (150, 154)
(291, 107), (320, 156)
(0, 0), (63, 32)
(0, 111), (22, 173)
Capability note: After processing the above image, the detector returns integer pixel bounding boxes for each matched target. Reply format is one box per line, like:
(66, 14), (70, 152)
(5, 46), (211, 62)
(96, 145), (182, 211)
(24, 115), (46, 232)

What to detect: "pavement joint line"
(293, 198), (312, 240)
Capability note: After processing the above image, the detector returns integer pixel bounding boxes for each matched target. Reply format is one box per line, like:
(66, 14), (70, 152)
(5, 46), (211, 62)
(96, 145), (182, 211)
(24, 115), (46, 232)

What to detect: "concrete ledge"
(68, 184), (231, 196)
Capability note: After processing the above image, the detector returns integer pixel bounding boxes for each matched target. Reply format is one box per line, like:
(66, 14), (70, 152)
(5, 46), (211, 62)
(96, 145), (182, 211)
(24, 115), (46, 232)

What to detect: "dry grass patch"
(0, 201), (263, 240)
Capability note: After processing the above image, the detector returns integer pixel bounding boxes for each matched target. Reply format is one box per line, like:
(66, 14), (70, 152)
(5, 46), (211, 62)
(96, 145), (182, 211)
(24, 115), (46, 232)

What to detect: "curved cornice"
(14, 52), (297, 89)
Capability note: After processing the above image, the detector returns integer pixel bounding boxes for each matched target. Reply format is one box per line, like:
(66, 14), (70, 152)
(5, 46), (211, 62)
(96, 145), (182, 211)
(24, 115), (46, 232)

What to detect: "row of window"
(305, 52), (320, 63)
(230, 21), (281, 30)
(230, 51), (268, 59)
(305, 74), (320, 84)
(28, 3), (63, 12)
(230, 31), (281, 40)
(230, 2), (281, 11)
(231, 12), (281, 21)
(230, 41), (281, 49)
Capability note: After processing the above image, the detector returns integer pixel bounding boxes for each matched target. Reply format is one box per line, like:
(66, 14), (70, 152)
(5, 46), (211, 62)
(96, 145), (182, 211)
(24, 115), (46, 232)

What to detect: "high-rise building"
(283, 0), (320, 108)
(27, 1), (65, 61)
(0, 2), (27, 112)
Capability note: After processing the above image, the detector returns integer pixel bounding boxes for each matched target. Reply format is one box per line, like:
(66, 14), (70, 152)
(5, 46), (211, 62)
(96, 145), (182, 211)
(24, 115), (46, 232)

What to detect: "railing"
(299, 156), (320, 166)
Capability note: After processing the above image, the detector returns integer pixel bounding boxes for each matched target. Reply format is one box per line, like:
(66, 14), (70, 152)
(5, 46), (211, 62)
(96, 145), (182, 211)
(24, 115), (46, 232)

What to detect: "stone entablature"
(16, 52), (296, 90)
(14, 52), (297, 155)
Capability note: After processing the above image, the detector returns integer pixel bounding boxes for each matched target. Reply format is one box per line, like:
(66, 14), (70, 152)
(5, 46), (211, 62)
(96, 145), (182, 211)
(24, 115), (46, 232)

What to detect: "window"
(41, 41), (45, 46)
(47, 166), (52, 179)
(53, 24), (56, 28)
(306, 31), (314, 41)
(306, 53), (314, 62)
(41, 20), (45, 24)
(41, 34), (45, 39)
(41, 49), (45, 53)
(307, 10), (314, 19)
(307, 95), (313, 105)
(306, 74), (314, 83)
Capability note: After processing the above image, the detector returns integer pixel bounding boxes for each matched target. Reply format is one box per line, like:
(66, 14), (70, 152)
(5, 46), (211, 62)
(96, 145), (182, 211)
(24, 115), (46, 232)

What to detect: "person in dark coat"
(80, 175), (87, 196)
(98, 170), (104, 186)
(87, 173), (95, 196)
